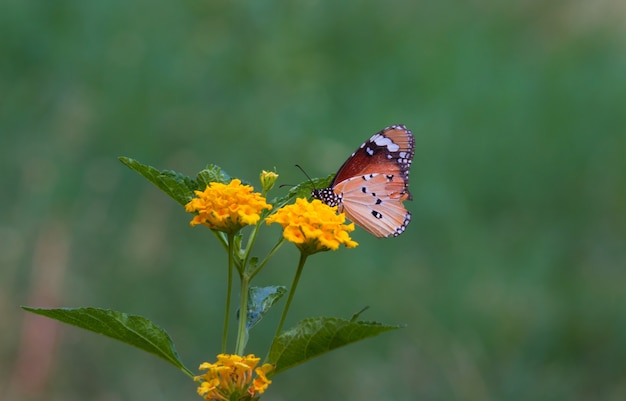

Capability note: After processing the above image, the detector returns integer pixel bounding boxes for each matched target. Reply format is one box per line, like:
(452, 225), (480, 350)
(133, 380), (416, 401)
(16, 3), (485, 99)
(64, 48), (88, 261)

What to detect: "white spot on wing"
(372, 134), (400, 152)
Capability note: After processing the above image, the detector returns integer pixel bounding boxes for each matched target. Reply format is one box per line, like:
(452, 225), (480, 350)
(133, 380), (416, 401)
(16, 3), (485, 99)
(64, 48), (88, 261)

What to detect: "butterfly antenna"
(277, 165), (314, 190)
(278, 164), (313, 189)
(295, 164), (316, 188)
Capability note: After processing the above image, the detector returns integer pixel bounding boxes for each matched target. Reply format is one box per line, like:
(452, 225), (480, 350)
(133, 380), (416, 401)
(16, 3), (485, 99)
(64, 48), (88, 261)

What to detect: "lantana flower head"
(266, 198), (358, 254)
(185, 179), (272, 234)
(195, 354), (273, 401)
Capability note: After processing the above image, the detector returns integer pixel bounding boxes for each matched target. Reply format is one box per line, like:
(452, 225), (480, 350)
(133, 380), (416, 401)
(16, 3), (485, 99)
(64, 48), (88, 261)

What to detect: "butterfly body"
(312, 124), (414, 238)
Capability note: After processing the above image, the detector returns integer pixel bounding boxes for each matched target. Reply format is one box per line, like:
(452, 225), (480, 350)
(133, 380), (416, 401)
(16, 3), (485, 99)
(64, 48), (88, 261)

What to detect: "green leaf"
(119, 157), (198, 205)
(196, 164), (231, 187)
(22, 306), (193, 377)
(246, 286), (287, 330)
(267, 317), (404, 375)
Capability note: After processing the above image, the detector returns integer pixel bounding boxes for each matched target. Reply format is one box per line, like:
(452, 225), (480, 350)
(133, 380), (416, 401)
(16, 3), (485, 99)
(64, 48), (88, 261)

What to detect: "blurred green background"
(2, 1), (625, 400)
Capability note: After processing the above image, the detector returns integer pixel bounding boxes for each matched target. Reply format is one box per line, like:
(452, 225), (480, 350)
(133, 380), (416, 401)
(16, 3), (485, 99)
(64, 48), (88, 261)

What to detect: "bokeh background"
(2, 1), (625, 400)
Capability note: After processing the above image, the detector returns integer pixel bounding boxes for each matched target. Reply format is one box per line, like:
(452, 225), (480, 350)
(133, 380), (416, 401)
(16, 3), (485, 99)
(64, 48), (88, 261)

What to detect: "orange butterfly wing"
(312, 124), (415, 238)
(333, 172), (411, 237)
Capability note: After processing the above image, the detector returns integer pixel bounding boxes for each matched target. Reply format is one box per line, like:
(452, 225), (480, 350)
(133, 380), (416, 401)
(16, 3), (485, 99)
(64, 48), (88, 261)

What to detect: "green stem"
(249, 236), (285, 281)
(212, 230), (229, 252)
(222, 232), (235, 353)
(241, 221), (261, 269)
(273, 251), (308, 339)
(234, 273), (250, 355)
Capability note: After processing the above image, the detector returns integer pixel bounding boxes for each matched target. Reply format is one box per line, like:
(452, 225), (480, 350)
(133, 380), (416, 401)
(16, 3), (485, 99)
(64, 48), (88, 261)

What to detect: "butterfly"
(312, 124), (414, 238)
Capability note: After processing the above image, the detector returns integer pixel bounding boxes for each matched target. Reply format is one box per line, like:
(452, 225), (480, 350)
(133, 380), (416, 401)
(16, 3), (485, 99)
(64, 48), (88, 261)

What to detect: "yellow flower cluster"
(266, 198), (358, 253)
(195, 354), (273, 401)
(185, 179), (272, 233)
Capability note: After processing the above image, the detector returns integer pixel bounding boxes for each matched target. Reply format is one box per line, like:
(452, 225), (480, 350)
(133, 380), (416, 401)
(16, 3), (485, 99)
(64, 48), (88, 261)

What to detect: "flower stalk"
(274, 251), (308, 339)
(235, 272), (251, 355)
(222, 232), (235, 353)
